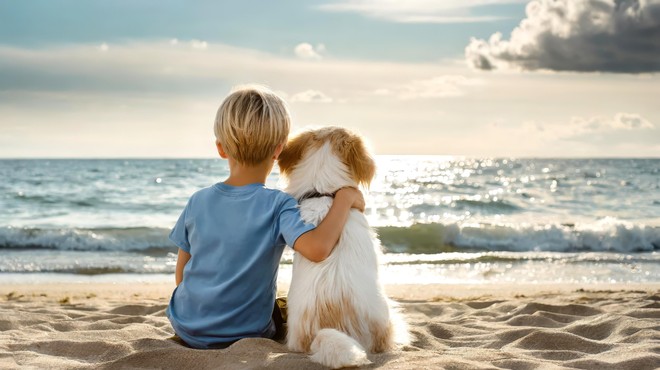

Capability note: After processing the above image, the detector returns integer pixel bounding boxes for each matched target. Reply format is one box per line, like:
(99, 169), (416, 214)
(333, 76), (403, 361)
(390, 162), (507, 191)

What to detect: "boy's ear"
(216, 141), (229, 159)
(273, 143), (285, 160)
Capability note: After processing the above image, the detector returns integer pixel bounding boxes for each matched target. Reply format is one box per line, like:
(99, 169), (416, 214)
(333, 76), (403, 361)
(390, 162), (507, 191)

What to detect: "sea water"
(0, 158), (658, 285)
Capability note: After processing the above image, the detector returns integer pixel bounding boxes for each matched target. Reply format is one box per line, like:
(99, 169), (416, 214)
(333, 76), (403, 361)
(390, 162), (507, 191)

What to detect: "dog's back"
(286, 197), (402, 367)
(278, 127), (408, 368)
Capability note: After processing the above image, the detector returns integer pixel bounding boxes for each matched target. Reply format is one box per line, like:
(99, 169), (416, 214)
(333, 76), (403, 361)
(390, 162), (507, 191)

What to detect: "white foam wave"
(444, 217), (660, 253)
(1, 217), (658, 254)
(0, 227), (173, 252)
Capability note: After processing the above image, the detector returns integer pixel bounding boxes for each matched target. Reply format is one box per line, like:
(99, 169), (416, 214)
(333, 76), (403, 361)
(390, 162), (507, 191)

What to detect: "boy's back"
(165, 84), (364, 349)
(167, 182), (313, 348)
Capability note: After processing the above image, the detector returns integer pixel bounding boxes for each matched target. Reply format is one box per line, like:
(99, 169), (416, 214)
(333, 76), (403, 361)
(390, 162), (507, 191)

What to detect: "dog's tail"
(309, 328), (371, 369)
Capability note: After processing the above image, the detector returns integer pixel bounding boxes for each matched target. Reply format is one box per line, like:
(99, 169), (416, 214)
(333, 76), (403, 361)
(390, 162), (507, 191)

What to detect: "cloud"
(611, 113), (655, 129)
(465, 0), (660, 73)
(290, 90), (333, 103)
(168, 38), (207, 49)
(190, 39), (208, 50)
(480, 113), (658, 156)
(294, 42), (324, 60)
(318, 0), (525, 23)
(372, 88), (391, 95)
(570, 112), (654, 133)
(557, 113), (658, 151)
(521, 112), (656, 141)
(97, 43), (109, 52)
(0, 40), (463, 97)
(0, 40), (658, 157)
(395, 75), (483, 99)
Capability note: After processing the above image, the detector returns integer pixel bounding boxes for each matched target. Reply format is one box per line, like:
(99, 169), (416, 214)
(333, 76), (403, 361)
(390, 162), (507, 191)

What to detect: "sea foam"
(1, 218), (658, 254)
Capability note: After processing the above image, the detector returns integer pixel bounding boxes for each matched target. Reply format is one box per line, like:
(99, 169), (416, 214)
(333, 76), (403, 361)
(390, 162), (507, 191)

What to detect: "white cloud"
(170, 38), (179, 45)
(514, 113), (656, 141)
(373, 88), (391, 96)
(395, 75), (482, 99)
(190, 39), (208, 50)
(294, 42), (323, 60)
(465, 0), (660, 73)
(612, 113), (655, 130)
(290, 90), (333, 103)
(318, 0), (526, 23)
(97, 43), (109, 52)
(0, 40), (658, 157)
(0, 40), (464, 96)
(478, 113), (658, 157)
(570, 113), (654, 134)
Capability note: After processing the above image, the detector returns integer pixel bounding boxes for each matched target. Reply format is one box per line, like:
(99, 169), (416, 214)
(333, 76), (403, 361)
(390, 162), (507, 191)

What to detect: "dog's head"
(278, 126), (376, 198)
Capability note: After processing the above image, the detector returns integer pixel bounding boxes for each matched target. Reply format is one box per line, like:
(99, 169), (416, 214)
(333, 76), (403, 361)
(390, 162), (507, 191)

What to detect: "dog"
(278, 126), (408, 369)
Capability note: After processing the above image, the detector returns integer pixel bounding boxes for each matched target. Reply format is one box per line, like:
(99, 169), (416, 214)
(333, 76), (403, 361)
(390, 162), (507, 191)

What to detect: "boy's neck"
(223, 158), (273, 187)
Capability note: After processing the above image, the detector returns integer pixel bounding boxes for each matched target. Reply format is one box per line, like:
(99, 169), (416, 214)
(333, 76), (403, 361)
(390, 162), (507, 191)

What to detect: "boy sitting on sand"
(166, 85), (364, 349)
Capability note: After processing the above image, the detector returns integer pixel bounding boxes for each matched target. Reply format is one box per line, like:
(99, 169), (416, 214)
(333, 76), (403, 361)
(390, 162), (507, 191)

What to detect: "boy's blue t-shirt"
(166, 182), (315, 349)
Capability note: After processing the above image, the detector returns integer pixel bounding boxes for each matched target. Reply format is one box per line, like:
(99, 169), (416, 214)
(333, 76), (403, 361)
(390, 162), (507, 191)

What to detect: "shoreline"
(1, 281), (659, 302)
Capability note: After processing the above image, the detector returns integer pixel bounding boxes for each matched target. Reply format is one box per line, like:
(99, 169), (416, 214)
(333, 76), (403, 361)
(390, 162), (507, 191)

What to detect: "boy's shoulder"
(189, 184), (295, 204)
(188, 184), (216, 199)
(259, 186), (290, 197)
(254, 187), (298, 207)
(264, 187), (299, 202)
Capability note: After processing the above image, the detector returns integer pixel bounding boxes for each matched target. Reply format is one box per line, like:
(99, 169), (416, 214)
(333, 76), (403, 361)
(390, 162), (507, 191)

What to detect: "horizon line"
(0, 155), (658, 160)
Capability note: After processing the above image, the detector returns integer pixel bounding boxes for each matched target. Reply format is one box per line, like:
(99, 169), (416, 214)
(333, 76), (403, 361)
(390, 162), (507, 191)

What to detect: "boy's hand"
(335, 187), (365, 212)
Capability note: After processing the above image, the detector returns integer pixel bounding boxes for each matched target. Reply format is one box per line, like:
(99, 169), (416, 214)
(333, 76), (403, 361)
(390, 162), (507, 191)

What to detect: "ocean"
(1, 157), (658, 285)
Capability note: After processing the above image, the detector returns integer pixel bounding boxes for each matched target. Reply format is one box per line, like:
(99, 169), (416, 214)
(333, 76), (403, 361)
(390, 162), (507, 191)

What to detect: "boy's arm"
(293, 187), (365, 263)
(175, 249), (191, 286)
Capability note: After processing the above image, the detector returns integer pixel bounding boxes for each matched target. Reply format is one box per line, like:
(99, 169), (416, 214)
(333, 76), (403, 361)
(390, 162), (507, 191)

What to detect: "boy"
(166, 85), (364, 349)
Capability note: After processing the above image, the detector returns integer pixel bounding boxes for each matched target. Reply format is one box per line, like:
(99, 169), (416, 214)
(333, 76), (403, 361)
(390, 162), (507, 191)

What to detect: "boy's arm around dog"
(293, 187), (364, 263)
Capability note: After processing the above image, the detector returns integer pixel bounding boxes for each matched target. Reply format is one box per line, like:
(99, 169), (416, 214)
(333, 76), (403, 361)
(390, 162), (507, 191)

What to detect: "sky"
(1, 0), (659, 158)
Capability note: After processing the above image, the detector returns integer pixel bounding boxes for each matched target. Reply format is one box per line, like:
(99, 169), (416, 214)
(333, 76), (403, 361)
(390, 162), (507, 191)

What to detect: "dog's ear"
(332, 130), (376, 187)
(278, 131), (316, 177)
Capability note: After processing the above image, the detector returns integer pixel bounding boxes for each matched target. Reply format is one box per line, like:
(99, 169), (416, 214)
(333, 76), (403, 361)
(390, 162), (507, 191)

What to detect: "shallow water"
(1, 157), (658, 284)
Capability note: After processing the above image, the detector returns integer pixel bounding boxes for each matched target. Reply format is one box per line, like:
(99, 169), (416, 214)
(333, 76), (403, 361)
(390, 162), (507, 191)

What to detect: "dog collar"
(298, 191), (335, 202)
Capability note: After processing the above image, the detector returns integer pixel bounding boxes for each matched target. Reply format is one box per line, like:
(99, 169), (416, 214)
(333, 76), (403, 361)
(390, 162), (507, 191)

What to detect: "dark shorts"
(170, 297), (288, 349)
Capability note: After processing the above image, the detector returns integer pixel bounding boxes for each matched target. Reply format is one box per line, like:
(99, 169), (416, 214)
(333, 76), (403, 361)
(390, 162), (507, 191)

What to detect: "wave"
(0, 227), (175, 254)
(1, 263), (170, 275)
(22, 266), (131, 275)
(1, 218), (659, 255)
(3, 251), (657, 276)
(379, 251), (659, 265)
(407, 198), (524, 216)
(377, 218), (660, 253)
(453, 199), (522, 213)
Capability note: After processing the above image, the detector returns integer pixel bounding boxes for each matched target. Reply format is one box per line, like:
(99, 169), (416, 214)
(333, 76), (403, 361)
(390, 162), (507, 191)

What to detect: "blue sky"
(0, 1), (524, 60)
(1, 0), (658, 157)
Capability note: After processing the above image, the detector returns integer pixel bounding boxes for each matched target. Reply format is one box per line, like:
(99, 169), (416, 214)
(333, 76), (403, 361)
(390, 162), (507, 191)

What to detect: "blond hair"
(214, 85), (290, 165)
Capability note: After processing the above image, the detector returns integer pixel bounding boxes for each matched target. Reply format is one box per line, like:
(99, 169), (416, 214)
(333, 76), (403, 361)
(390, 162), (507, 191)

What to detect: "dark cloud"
(465, 0), (660, 73)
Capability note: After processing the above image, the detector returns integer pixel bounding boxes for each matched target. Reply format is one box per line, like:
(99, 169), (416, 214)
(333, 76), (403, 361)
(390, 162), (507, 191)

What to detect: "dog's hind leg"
(369, 320), (395, 353)
(287, 309), (315, 353)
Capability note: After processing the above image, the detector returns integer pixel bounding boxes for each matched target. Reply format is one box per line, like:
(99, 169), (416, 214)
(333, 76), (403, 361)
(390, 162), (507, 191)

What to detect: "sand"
(1, 282), (658, 370)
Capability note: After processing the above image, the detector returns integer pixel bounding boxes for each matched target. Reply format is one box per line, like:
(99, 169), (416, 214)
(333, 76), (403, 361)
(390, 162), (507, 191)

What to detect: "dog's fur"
(278, 127), (408, 369)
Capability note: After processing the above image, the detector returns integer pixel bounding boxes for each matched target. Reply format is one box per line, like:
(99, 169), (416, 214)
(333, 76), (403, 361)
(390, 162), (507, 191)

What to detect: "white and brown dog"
(278, 127), (408, 369)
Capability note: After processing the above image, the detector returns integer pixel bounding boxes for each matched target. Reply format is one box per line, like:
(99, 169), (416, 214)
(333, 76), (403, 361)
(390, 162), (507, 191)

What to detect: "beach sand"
(1, 282), (659, 370)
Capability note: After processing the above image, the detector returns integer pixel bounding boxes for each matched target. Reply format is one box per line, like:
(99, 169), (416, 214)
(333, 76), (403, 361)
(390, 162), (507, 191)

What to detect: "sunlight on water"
(365, 156), (659, 227)
(0, 157), (658, 283)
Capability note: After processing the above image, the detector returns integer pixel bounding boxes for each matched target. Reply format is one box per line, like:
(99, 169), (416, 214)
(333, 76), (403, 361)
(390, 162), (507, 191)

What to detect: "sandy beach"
(1, 282), (658, 369)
